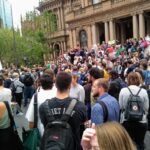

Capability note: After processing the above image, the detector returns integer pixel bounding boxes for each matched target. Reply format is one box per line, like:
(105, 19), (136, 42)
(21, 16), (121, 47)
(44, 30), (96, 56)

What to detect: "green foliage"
(21, 10), (58, 62)
(0, 28), (44, 67)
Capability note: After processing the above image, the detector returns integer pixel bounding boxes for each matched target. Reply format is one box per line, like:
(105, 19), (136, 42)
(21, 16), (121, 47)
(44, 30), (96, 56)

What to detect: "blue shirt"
(91, 93), (120, 125)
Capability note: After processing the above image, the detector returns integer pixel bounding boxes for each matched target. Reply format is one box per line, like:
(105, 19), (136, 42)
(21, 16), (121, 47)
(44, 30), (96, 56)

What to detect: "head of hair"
(40, 73), (54, 90)
(0, 74), (4, 86)
(56, 72), (72, 92)
(44, 69), (54, 79)
(109, 70), (118, 80)
(96, 122), (136, 150)
(141, 61), (147, 70)
(134, 69), (144, 82)
(89, 68), (104, 79)
(127, 72), (140, 86)
(96, 78), (109, 92)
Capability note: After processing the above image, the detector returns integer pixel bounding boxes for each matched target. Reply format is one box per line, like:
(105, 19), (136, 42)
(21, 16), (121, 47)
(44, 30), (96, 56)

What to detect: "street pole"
(10, 4), (17, 68)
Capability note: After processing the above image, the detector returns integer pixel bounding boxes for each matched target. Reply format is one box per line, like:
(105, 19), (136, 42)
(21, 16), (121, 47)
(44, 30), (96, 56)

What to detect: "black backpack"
(23, 74), (34, 86)
(124, 87), (144, 122)
(41, 99), (77, 150)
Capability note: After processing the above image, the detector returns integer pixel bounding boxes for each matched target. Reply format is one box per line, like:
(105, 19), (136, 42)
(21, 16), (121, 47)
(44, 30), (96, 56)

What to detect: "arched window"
(79, 30), (87, 48)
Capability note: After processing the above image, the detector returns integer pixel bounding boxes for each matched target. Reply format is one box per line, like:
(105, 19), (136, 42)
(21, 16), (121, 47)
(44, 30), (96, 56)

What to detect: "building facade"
(38, 0), (150, 56)
(0, 0), (12, 29)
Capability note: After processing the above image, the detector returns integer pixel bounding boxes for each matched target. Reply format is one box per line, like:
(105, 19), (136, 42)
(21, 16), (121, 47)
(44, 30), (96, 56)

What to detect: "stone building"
(38, 0), (150, 55)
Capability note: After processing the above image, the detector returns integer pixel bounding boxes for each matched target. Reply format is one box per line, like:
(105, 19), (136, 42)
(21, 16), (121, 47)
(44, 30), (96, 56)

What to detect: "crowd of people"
(0, 37), (150, 150)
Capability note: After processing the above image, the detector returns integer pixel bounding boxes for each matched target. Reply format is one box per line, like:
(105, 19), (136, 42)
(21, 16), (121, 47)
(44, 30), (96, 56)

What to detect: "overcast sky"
(9, 0), (39, 28)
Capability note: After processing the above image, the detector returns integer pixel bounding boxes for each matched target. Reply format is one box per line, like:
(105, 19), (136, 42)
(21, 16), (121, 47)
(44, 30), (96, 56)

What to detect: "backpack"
(124, 87), (144, 122)
(41, 99), (77, 150)
(145, 70), (150, 89)
(23, 74), (34, 86)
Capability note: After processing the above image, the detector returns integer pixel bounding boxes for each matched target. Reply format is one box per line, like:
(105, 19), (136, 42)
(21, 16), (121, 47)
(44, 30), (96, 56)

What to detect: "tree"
(0, 28), (44, 67)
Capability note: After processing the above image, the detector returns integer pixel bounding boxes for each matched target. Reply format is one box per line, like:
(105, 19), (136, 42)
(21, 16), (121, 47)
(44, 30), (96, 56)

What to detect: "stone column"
(58, 8), (61, 30)
(72, 29), (77, 48)
(81, 0), (84, 8)
(85, 0), (88, 7)
(109, 19), (114, 40)
(63, 41), (67, 52)
(132, 14), (138, 39)
(92, 23), (97, 45)
(87, 25), (92, 48)
(139, 12), (145, 38)
(61, 42), (64, 54)
(69, 30), (73, 48)
(60, 7), (65, 29)
(104, 21), (109, 42)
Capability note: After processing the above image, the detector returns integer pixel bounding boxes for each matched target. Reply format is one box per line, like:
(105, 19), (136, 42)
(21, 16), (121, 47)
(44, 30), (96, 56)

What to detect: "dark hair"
(0, 75), (4, 86)
(56, 72), (72, 92)
(109, 70), (118, 80)
(89, 68), (104, 79)
(40, 73), (53, 90)
(141, 61), (147, 70)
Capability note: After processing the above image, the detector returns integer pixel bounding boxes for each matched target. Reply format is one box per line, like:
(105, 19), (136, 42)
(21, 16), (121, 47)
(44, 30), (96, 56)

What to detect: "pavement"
(14, 106), (150, 150)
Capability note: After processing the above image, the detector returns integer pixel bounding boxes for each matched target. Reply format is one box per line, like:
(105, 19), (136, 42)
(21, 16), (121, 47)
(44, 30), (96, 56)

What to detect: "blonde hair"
(96, 122), (136, 150)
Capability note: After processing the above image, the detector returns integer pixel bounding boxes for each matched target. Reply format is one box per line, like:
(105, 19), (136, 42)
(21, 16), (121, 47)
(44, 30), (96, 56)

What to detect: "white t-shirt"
(0, 88), (11, 104)
(25, 86), (57, 135)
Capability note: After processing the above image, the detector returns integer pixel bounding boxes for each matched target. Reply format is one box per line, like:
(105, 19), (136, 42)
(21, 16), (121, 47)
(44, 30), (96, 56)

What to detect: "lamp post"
(10, 4), (18, 68)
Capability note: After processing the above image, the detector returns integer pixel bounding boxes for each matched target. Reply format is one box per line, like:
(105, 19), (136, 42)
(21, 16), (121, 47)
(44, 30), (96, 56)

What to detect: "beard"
(92, 92), (99, 98)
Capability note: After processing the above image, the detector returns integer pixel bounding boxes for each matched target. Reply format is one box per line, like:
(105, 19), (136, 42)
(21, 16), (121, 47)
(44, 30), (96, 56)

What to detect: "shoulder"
(92, 103), (102, 112)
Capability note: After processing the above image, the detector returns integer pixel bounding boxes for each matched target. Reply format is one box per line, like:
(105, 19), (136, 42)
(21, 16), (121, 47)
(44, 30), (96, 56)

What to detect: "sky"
(9, 0), (39, 28)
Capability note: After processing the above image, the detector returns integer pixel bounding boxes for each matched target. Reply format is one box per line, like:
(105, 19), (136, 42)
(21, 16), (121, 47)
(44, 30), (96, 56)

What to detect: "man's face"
(92, 81), (100, 97)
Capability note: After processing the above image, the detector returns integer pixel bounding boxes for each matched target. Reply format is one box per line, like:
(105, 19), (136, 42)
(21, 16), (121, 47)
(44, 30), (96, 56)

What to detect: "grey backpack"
(124, 88), (144, 121)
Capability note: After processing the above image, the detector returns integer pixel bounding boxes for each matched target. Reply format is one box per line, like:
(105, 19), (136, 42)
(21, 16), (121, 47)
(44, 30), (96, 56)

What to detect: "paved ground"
(14, 107), (150, 150)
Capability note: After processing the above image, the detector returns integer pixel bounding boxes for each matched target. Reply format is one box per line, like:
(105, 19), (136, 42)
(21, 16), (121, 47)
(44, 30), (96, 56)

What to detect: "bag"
(97, 101), (108, 123)
(23, 74), (34, 86)
(41, 99), (77, 150)
(124, 88), (144, 121)
(22, 93), (41, 150)
(145, 70), (150, 89)
(1, 101), (24, 150)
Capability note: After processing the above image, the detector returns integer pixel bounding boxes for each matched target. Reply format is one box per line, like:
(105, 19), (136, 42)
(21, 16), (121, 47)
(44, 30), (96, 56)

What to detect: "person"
(0, 75), (11, 104)
(12, 72), (24, 109)
(91, 78), (120, 125)
(26, 73), (56, 136)
(108, 70), (126, 100)
(39, 72), (87, 150)
(81, 122), (136, 150)
(23, 70), (35, 107)
(3, 71), (12, 89)
(0, 75), (22, 150)
(84, 67), (104, 119)
(119, 72), (149, 150)
(70, 72), (85, 103)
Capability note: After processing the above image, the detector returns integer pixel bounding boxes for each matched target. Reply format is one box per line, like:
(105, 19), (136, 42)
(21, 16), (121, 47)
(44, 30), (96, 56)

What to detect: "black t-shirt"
(39, 97), (87, 150)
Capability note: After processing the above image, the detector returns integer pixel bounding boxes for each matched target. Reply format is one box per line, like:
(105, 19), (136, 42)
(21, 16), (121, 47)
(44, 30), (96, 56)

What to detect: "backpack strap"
(34, 92), (38, 128)
(61, 99), (77, 122)
(97, 101), (108, 123)
(3, 101), (17, 130)
(127, 87), (141, 96)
